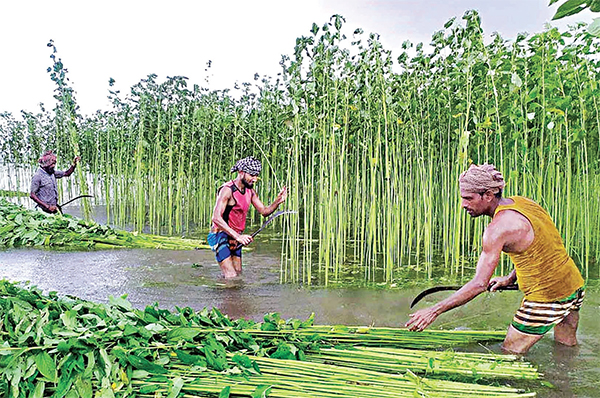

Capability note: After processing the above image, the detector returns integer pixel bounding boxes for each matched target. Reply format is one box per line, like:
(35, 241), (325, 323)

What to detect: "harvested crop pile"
(0, 199), (208, 250)
(0, 281), (539, 398)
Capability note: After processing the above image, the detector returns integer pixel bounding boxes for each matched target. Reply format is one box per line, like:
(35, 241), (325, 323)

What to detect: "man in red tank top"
(208, 156), (287, 278)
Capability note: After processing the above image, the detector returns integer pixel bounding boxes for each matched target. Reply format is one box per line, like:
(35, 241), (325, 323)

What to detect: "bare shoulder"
(493, 209), (531, 230)
(487, 209), (534, 252)
(216, 184), (233, 201)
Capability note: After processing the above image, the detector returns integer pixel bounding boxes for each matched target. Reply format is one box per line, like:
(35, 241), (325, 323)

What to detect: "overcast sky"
(0, 0), (594, 117)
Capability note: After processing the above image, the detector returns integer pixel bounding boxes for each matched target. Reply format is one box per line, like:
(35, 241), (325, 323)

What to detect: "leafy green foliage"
(0, 199), (208, 250)
(550, 0), (600, 19)
(0, 280), (265, 397)
(0, 280), (539, 397)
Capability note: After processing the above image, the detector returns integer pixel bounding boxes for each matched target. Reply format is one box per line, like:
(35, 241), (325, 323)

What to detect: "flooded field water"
(1, 204), (599, 397)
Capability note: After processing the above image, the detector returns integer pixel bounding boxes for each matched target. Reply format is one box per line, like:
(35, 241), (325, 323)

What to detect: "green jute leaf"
(131, 370), (150, 379)
(75, 375), (93, 398)
(174, 350), (207, 366)
(108, 295), (132, 311)
(541, 380), (555, 388)
(65, 388), (79, 398)
(31, 381), (45, 398)
(61, 310), (78, 329)
(127, 355), (168, 374)
(251, 385), (272, 398)
(35, 352), (57, 382)
(99, 349), (112, 377)
(82, 352), (96, 379)
(300, 312), (315, 327)
(167, 377), (184, 398)
(232, 353), (253, 369)
(56, 340), (74, 353)
(96, 387), (115, 398)
(219, 386), (231, 398)
(588, 18), (600, 37)
(9, 364), (22, 398)
(53, 372), (74, 398)
(123, 323), (138, 336)
(552, 0), (587, 19)
(260, 322), (278, 331)
(139, 385), (160, 394)
(167, 327), (201, 341)
(145, 323), (165, 333)
(444, 17), (456, 28)
(270, 343), (297, 360)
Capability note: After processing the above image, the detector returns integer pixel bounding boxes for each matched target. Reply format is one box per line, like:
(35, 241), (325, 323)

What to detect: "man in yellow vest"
(406, 163), (585, 354)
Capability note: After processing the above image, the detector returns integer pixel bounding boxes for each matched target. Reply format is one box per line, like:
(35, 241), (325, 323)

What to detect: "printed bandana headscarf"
(459, 163), (505, 194)
(38, 150), (57, 168)
(230, 156), (262, 175)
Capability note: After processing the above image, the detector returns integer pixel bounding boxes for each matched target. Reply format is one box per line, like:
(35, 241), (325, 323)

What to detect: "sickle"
(233, 210), (297, 250)
(59, 194), (94, 208)
(57, 195), (94, 214)
(410, 283), (519, 308)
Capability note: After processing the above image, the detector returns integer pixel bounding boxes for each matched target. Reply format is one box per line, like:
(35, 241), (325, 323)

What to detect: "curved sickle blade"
(410, 283), (519, 308)
(410, 286), (463, 309)
(250, 210), (297, 238)
(234, 210), (298, 250)
(59, 195), (94, 208)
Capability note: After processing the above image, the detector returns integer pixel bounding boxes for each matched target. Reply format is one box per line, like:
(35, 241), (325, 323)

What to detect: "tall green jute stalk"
(2, 14), (599, 284)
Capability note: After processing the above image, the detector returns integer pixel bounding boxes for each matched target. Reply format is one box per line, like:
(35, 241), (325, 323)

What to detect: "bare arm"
(63, 156), (80, 177)
(405, 215), (510, 331)
(29, 192), (56, 213)
(211, 187), (253, 245)
(489, 269), (517, 291)
(251, 186), (287, 217)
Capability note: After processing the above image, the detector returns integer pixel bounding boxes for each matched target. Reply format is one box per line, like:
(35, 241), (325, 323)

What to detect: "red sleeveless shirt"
(215, 181), (254, 234)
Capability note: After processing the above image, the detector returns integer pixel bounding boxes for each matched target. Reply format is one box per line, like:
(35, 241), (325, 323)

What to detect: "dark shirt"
(30, 168), (66, 206)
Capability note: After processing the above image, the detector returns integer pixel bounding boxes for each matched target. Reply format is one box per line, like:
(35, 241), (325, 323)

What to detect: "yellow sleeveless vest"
(494, 196), (584, 302)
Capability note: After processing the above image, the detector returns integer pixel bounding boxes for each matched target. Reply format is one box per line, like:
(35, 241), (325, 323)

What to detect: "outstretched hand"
(73, 156), (81, 165)
(276, 186), (288, 204)
(405, 307), (439, 332)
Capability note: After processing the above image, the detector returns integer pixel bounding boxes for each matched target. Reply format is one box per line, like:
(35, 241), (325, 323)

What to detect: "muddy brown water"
(1, 205), (599, 397)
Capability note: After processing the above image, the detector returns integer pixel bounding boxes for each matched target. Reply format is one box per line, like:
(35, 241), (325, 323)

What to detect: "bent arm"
(430, 242), (501, 315)
(406, 220), (506, 331)
(211, 188), (241, 239)
(29, 192), (55, 213)
(62, 156), (80, 177)
(251, 186), (287, 217)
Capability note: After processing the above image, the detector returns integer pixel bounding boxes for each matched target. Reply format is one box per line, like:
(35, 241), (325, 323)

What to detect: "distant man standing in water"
(30, 151), (81, 214)
(209, 156), (287, 278)
(406, 163), (585, 354)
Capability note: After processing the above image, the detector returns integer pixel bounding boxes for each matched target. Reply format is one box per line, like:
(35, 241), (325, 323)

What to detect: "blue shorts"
(207, 231), (242, 262)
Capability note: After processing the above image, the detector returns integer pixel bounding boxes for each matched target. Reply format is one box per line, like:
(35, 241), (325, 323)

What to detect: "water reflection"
(0, 240), (599, 397)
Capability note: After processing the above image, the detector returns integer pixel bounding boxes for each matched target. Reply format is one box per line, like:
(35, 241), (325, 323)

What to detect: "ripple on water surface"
(1, 246), (599, 397)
